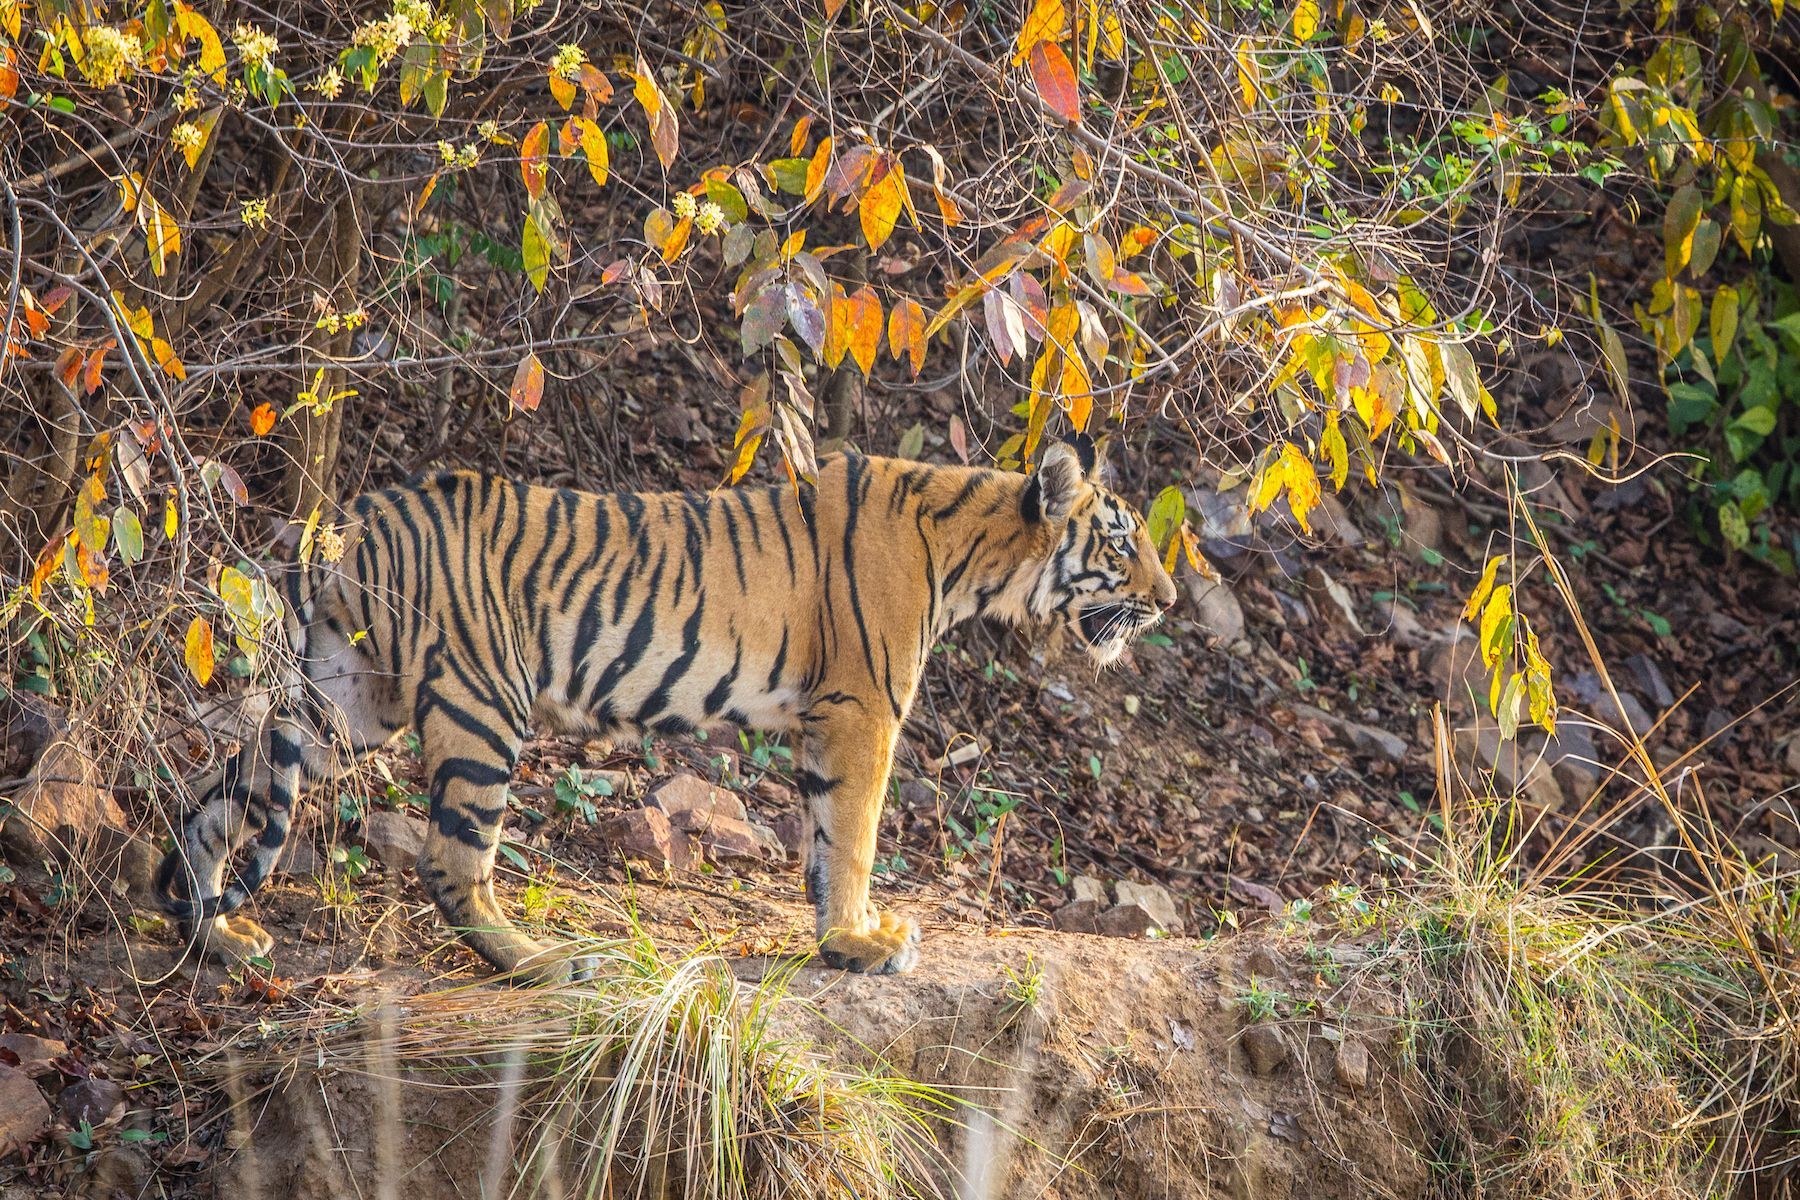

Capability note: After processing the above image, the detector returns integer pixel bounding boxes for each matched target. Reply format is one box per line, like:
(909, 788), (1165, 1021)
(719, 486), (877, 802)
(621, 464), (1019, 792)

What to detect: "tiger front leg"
(800, 714), (920, 975)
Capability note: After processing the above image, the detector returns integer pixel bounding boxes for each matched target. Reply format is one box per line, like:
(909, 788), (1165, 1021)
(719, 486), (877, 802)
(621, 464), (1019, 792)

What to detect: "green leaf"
(522, 213), (549, 292)
(1718, 499), (1749, 549)
(1145, 485), (1186, 551)
(1710, 285), (1739, 359)
(112, 508), (144, 565)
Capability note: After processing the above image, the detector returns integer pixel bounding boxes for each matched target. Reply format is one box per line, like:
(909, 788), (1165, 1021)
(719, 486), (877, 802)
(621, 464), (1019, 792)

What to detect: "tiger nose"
(1155, 571), (1178, 610)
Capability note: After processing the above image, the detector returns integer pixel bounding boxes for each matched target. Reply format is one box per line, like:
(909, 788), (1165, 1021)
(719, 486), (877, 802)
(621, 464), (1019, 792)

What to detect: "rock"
(1245, 945), (1287, 979)
(1309, 567), (1366, 636)
(58, 1077), (125, 1129)
(1312, 494), (1362, 545)
(279, 835), (326, 879)
(1545, 722), (1603, 802)
(691, 814), (773, 864)
(0, 1034), (66, 1079)
(1095, 903), (1162, 938)
(650, 773), (748, 829)
(772, 813), (806, 859)
(86, 826), (159, 908)
(1055, 899), (1103, 934)
(1114, 880), (1182, 933)
(1382, 603), (1443, 651)
(599, 807), (692, 871)
(1185, 576), (1246, 647)
(0, 1065), (50, 1158)
(897, 778), (938, 810)
(1070, 874), (1108, 906)
(1397, 489), (1442, 557)
(1, 735), (126, 864)
(1339, 719), (1408, 764)
(1624, 655), (1676, 710)
(1463, 726), (1566, 811)
(1241, 1024), (1288, 1075)
(360, 811), (427, 868)
(1566, 672), (1654, 735)
(83, 1144), (152, 1198)
(1334, 1037), (1371, 1091)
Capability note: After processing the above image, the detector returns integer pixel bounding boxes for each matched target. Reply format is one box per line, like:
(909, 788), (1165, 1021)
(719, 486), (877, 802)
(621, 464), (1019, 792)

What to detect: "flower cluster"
(551, 43), (588, 80)
(312, 66), (345, 99)
(79, 25), (142, 88)
(171, 122), (207, 154)
(672, 191), (697, 220)
(436, 140), (480, 168)
(240, 198), (272, 228)
(315, 306), (369, 334)
(232, 23), (279, 70)
(695, 201), (727, 236)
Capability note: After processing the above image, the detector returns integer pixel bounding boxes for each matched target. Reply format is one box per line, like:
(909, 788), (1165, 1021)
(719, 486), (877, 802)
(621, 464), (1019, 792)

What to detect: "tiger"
(153, 433), (1178, 981)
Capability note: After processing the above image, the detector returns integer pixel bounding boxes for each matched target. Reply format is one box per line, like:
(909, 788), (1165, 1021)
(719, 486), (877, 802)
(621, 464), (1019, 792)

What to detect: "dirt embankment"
(231, 912), (1423, 1200)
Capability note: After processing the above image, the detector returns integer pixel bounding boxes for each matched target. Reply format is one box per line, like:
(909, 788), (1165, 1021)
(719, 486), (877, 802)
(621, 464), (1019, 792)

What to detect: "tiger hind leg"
(414, 696), (580, 985)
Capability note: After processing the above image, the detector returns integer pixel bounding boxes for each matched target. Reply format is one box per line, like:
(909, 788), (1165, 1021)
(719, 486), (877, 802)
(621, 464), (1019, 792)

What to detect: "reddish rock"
(1095, 903), (1162, 939)
(689, 814), (773, 864)
(0, 1034), (67, 1079)
(58, 1077), (125, 1129)
(599, 807), (693, 871)
(0, 1064), (50, 1158)
(1054, 899), (1103, 934)
(649, 773), (748, 829)
(1335, 1037), (1371, 1091)
(1242, 1024), (1288, 1076)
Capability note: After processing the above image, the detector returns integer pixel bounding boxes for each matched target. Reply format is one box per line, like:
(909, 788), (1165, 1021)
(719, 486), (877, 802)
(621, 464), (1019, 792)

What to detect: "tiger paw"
(194, 914), (275, 967)
(819, 911), (921, 975)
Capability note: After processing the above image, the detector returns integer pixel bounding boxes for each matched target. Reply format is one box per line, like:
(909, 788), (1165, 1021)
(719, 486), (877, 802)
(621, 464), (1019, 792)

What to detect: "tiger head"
(1025, 435), (1180, 666)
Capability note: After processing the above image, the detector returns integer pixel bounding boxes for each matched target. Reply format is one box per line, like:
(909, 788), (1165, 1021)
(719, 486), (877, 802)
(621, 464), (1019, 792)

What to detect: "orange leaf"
(579, 63), (613, 105)
(510, 352), (545, 412)
(1060, 350), (1092, 431)
(661, 216), (692, 263)
(789, 114), (813, 156)
(859, 155), (906, 251)
(250, 402), (277, 436)
(185, 616), (215, 686)
(1029, 41), (1081, 124)
(29, 536), (63, 599)
(805, 135), (834, 205)
(846, 286), (883, 374)
(887, 297), (926, 376)
(520, 121), (550, 199)
(82, 342), (112, 395)
(54, 346), (81, 389)
(549, 70), (576, 110)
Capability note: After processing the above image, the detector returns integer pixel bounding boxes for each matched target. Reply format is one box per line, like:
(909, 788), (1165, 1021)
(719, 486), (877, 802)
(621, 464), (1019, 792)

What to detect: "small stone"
(1337, 719), (1408, 764)
(1055, 899), (1103, 934)
(1334, 1037), (1371, 1091)
(649, 773), (748, 829)
(0, 1065), (50, 1158)
(897, 778), (938, 809)
(58, 1077), (124, 1129)
(84, 1144), (152, 1197)
(1114, 880), (1182, 933)
(1245, 945), (1287, 979)
(599, 807), (692, 871)
(1185, 576), (1246, 646)
(1241, 1024), (1288, 1075)
(1095, 903), (1160, 938)
(0, 1034), (66, 1079)
(1625, 654), (1677, 710)
(86, 826), (159, 908)
(1070, 874), (1108, 905)
(360, 811), (427, 868)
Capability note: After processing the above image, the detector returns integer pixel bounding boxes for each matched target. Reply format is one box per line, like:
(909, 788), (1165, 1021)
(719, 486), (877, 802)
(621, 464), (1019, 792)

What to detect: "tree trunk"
(281, 195), (362, 521)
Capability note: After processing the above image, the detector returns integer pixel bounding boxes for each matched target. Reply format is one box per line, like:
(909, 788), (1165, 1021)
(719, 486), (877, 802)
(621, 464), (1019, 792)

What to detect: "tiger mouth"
(1075, 603), (1154, 649)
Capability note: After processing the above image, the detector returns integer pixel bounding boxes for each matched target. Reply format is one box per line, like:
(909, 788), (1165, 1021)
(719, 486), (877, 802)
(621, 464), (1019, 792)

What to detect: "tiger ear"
(1062, 430), (1107, 485)
(1024, 440), (1086, 525)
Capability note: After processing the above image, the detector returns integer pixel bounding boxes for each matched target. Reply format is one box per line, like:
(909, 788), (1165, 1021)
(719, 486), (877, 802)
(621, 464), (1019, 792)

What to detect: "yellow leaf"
(1710, 285), (1739, 359)
(1060, 350), (1092, 431)
(1478, 583), (1513, 669)
(1279, 443), (1319, 533)
(1461, 554), (1505, 620)
(823, 283), (851, 368)
(1293, 0), (1320, 40)
(175, 3), (227, 83)
(1320, 411), (1347, 490)
(1014, 0), (1068, 65)
(859, 155), (907, 251)
(576, 116), (609, 186)
(164, 495), (179, 540)
(661, 215), (692, 263)
(549, 70), (576, 110)
(185, 615), (216, 686)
